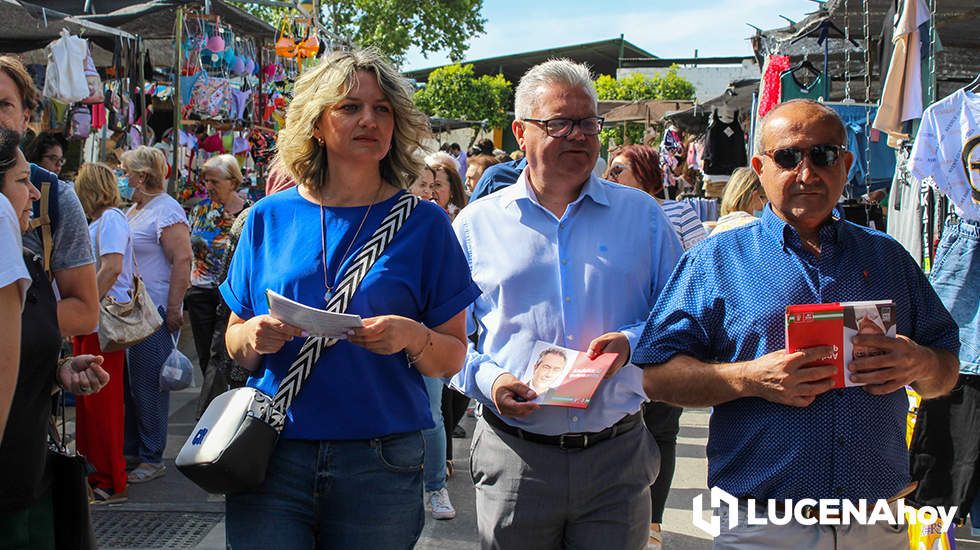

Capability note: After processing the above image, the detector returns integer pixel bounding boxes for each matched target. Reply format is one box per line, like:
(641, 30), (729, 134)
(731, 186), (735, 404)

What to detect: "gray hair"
(203, 153), (244, 185)
(514, 58), (597, 119)
(424, 151), (459, 173)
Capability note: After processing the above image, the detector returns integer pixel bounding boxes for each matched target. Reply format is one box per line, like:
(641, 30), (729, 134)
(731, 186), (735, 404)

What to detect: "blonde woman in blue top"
(220, 49), (480, 549)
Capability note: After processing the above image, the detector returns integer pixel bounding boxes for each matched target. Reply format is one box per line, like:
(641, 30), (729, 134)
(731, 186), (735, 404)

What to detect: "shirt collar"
(501, 169), (610, 210)
(760, 204), (844, 250)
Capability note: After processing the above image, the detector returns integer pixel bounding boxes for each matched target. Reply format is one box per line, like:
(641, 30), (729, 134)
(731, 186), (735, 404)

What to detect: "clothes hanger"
(788, 58), (822, 76)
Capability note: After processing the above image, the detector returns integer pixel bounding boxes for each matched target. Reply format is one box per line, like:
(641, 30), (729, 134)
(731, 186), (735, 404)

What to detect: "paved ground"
(82, 321), (980, 549)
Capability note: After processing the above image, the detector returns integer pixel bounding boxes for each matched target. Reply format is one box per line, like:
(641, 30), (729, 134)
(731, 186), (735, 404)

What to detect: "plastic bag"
(43, 29), (90, 103)
(160, 333), (193, 391)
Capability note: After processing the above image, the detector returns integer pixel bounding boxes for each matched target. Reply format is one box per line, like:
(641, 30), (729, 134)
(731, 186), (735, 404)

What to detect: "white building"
(618, 57), (760, 103)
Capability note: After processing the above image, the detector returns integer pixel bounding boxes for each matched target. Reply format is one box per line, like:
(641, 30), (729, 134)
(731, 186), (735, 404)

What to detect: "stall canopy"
(751, 0), (979, 101)
(79, 0), (276, 66)
(430, 117), (487, 133)
(603, 99), (695, 124)
(0, 0), (134, 53)
(664, 79), (758, 134)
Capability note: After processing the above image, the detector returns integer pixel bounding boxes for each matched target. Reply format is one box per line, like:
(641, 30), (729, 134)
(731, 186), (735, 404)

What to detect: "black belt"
(482, 409), (642, 450)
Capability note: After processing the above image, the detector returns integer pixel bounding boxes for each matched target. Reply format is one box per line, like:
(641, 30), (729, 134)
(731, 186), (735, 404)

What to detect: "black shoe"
(452, 425), (466, 438)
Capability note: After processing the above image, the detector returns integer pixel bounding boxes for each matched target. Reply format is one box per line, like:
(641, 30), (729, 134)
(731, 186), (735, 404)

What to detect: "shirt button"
(561, 259), (568, 266)
(566, 335), (574, 342)
(564, 296), (571, 302)
(837, 437), (846, 448)
(572, 416), (579, 422)
(835, 487), (845, 496)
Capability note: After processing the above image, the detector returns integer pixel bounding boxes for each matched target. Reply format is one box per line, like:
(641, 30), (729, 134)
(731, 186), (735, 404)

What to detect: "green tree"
(414, 64), (512, 130)
(595, 66), (695, 147)
(232, 1), (486, 66)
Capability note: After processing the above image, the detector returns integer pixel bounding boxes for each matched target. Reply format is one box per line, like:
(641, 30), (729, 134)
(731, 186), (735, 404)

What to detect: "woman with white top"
(73, 162), (137, 503)
(121, 146), (192, 484)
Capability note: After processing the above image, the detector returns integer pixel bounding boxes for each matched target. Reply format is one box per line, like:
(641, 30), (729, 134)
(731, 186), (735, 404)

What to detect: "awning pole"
(170, 5), (184, 195)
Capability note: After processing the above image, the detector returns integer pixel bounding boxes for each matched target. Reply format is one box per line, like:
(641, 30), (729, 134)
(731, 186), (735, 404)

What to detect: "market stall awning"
(80, 0), (276, 40)
(751, 0), (979, 101)
(0, 0), (135, 53)
(603, 99), (695, 124)
(430, 117), (486, 133)
(75, 0), (277, 68)
(664, 79), (758, 134)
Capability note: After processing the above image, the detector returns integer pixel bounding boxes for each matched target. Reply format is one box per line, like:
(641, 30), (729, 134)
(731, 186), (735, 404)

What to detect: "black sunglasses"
(762, 144), (845, 170)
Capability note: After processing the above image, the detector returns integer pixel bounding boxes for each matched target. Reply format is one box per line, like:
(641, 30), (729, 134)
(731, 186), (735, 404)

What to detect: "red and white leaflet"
(521, 341), (616, 409)
(785, 300), (896, 388)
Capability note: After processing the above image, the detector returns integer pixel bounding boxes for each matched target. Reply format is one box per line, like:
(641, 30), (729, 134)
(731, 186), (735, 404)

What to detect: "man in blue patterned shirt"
(634, 99), (959, 549)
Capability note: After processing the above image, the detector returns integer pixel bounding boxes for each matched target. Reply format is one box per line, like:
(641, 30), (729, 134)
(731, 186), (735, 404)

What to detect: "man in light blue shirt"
(451, 59), (683, 550)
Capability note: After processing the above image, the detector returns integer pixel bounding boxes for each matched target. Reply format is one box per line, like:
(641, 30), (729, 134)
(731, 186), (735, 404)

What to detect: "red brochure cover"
(522, 341), (616, 409)
(785, 300), (896, 388)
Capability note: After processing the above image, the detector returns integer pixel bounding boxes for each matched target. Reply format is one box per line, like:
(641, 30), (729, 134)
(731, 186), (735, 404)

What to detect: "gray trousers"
(714, 501), (909, 550)
(471, 415), (660, 550)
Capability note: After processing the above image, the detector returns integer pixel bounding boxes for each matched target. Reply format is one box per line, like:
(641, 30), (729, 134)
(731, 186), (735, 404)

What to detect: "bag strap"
(267, 192), (419, 430)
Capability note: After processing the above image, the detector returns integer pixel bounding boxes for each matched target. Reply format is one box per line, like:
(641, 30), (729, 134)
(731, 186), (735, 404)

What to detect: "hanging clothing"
(702, 110), (746, 176)
(758, 55), (791, 119)
(886, 146), (926, 266)
(873, 0), (931, 142)
(686, 139), (704, 172)
(660, 125), (684, 191)
(909, 88), (980, 221)
(827, 104), (898, 192)
(779, 68), (826, 101)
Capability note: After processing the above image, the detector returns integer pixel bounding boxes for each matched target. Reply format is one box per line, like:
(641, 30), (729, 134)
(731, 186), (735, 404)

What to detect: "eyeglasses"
(762, 145), (845, 170)
(522, 116), (604, 138)
(42, 155), (66, 166)
(607, 163), (628, 180)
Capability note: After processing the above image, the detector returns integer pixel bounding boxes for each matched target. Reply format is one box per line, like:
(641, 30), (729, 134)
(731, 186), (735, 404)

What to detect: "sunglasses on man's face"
(762, 144), (845, 170)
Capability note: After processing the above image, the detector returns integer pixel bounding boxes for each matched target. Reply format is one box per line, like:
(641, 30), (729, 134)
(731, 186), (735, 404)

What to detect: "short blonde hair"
(202, 154), (244, 185)
(75, 162), (121, 218)
(721, 167), (763, 216)
(120, 146), (167, 191)
(278, 48), (430, 191)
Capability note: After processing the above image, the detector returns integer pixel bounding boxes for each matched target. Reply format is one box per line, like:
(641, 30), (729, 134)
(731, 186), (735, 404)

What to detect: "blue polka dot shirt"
(634, 206), (960, 501)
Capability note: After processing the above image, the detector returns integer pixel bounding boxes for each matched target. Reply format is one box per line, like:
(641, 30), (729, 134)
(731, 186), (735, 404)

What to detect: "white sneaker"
(426, 488), (456, 520)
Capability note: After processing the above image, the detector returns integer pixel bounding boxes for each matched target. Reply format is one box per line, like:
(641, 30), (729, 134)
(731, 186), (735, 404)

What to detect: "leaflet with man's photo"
(785, 300), (897, 388)
(521, 341), (616, 409)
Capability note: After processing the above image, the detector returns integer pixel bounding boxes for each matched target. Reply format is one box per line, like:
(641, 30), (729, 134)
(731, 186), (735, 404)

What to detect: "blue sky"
(402, 0), (820, 71)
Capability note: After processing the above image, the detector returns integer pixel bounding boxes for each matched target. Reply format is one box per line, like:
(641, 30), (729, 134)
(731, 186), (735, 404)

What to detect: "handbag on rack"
(96, 210), (163, 352)
(48, 394), (97, 550)
(176, 193), (420, 494)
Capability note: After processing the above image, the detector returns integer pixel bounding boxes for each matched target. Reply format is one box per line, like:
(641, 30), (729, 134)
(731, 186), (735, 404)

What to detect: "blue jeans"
(225, 433), (424, 549)
(930, 218), (980, 374)
(421, 376), (446, 492)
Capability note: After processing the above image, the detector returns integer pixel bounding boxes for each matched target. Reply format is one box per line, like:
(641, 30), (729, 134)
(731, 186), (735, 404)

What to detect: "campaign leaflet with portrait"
(521, 341), (616, 408)
(785, 300), (897, 388)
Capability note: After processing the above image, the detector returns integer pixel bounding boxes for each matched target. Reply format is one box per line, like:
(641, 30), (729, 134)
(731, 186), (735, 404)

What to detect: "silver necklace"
(320, 184), (384, 304)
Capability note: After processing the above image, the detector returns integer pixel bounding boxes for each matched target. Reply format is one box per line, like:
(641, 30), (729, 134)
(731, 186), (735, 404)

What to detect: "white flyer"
(265, 289), (363, 339)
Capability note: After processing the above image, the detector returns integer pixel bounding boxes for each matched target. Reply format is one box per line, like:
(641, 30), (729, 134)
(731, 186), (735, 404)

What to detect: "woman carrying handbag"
(218, 49), (480, 549)
(74, 162), (160, 504)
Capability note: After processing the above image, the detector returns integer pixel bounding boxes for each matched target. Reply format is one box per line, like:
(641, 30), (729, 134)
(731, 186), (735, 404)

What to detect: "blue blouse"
(220, 187), (481, 440)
